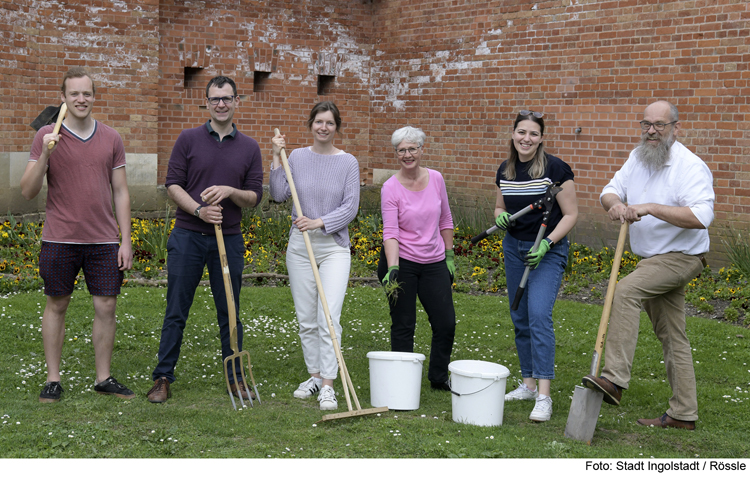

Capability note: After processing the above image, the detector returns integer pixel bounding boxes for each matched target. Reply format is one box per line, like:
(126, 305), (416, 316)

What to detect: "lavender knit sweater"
(269, 147), (360, 248)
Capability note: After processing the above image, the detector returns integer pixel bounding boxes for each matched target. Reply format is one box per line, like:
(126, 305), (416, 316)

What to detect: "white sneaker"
(505, 382), (539, 401)
(529, 394), (552, 422)
(318, 385), (338, 411)
(293, 377), (321, 399)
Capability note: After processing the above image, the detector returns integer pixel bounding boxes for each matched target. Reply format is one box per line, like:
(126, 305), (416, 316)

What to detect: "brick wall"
(369, 0), (750, 257)
(3, 0), (748, 262)
(156, 0), (374, 183)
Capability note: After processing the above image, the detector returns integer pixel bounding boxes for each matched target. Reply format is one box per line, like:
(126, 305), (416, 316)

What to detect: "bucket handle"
(449, 377), (502, 397)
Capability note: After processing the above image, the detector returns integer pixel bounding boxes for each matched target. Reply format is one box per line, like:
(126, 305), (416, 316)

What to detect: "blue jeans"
(503, 233), (569, 380)
(152, 227), (245, 383)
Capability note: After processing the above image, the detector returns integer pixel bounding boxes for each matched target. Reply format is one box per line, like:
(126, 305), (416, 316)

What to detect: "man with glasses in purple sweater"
(147, 76), (263, 403)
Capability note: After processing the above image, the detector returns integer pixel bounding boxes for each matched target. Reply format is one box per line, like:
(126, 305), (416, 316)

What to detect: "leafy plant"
(721, 226), (750, 279)
(135, 204), (173, 263)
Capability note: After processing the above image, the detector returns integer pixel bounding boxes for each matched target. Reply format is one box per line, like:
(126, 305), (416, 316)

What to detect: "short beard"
(636, 130), (675, 171)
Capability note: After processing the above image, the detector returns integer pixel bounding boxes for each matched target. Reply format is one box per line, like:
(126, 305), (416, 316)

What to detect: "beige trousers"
(602, 252), (705, 421)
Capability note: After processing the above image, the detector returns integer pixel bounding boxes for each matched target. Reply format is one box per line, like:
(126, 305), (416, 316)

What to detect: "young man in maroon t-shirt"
(21, 67), (134, 403)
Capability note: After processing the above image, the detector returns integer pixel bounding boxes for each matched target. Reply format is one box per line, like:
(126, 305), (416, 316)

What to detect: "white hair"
(391, 126), (426, 148)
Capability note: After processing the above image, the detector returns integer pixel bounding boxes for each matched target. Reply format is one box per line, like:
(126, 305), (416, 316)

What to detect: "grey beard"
(636, 132), (675, 171)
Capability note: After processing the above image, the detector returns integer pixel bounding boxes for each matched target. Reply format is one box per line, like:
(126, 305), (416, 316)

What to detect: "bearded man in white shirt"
(582, 100), (715, 430)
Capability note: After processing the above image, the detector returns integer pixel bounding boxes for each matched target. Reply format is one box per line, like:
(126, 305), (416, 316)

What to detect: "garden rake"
(274, 128), (389, 422)
(215, 223), (261, 410)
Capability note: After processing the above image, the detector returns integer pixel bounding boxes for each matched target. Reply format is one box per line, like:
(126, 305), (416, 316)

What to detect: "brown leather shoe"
(147, 377), (171, 403)
(230, 380), (257, 400)
(582, 375), (622, 405)
(637, 413), (695, 430)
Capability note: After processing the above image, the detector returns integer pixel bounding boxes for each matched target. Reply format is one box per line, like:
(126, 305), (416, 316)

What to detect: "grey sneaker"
(294, 377), (321, 399)
(39, 381), (64, 403)
(318, 385), (338, 411)
(94, 376), (135, 399)
(529, 394), (553, 422)
(505, 382), (539, 401)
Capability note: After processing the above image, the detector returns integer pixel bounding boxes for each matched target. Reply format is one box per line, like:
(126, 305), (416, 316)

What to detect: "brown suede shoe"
(230, 380), (257, 400)
(637, 413), (695, 430)
(582, 374), (622, 406)
(147, 377), (171, 403)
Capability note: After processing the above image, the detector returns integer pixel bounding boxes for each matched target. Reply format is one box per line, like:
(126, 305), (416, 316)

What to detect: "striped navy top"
(495, 153), (574, 241)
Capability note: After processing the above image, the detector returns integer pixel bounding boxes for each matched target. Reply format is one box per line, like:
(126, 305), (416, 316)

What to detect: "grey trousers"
(602, 251), (705, 421)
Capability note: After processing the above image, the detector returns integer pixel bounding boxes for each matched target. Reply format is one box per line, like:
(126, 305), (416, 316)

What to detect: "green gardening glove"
(495, 211), (511, 230)
(381, 266), (399, 287)
(445, 249), (455, 283)
(525, 238), (552, 268)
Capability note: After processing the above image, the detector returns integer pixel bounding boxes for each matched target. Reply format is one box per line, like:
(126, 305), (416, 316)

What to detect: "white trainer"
(505, 382), (539, 401)
(318, 385), (338, 411)
(293, 377), (321, 399)
(529, 394), (553, 422)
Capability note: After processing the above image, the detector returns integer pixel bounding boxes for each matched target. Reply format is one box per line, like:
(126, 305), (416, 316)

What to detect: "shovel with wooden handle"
(274, 128), (388, 422)
(564, 222), (628, 444)
(215, 223), (260, 410)
(47, 103), (68, 150)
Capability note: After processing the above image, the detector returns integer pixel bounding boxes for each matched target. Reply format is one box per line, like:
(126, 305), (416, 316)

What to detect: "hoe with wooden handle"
(47, 103), (68, 150)
(564, 222), (628, 444)
(216, 223), (261, 410)
(274, 128), (388, 422)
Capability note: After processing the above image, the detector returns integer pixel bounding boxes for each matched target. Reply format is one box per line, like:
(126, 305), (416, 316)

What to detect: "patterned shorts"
(39, 242), (123, 296)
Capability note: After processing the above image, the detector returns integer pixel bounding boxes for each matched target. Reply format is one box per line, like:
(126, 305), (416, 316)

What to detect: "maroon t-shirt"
(165, 124), (263, 235)
(30, 121), (125, 244)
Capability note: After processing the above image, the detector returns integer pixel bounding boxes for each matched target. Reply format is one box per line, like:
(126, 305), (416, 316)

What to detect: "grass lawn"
(1, 285), (748, 480)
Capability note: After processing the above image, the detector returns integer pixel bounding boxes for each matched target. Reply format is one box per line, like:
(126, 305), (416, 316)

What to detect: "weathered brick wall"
(1, 0), (161, 213)
(156, 0), (374, 183)
(3, 0), (748, 263)
(369, 0), (750, 259)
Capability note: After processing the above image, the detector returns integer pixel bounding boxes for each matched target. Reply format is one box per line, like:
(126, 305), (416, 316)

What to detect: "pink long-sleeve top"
(381, 168), (454, 264)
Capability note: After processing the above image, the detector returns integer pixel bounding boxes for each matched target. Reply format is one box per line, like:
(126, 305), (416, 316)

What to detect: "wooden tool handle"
(591, 222), (628, 373)
(214, 223), (239, 353)
(47, 103), (68, 150)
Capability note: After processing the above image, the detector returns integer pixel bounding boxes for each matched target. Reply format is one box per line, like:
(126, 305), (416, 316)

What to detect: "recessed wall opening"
(254, 71), (271, 92)
(317, 75), (335, 96)
(184, 66), (203, 89)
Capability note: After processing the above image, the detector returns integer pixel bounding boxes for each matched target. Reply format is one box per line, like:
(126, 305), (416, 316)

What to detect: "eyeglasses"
(207, 96), (235, 106)
(519, 110), (544, 118)
(396, 146), (422, 156)
(640, 121), (676, 131)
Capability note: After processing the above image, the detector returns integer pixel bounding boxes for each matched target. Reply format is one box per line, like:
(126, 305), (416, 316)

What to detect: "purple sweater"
(269, 147), (360, 248)
(166, 125), (263, 235)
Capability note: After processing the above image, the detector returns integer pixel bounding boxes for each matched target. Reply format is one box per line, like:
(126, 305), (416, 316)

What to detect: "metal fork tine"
(224, 361), (237, 410)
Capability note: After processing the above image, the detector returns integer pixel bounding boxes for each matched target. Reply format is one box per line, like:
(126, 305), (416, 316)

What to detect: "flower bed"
(2, 212), (748, 326)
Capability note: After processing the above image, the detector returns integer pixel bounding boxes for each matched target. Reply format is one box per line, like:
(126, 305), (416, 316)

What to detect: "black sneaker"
(94, 376), (135, 399)
(39, 381), (64, 403)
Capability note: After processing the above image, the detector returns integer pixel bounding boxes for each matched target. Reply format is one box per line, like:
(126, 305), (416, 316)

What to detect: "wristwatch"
(193, 205), (203, 218)
(544, 237), (555, 248)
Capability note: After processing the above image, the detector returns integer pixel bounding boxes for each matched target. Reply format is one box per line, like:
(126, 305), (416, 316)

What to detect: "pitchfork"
(215, 223), (261, 410)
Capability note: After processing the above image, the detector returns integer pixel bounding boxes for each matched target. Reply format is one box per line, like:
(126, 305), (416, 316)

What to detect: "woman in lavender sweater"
(377, 126), (457, 391)
(270, 102), (360, 411)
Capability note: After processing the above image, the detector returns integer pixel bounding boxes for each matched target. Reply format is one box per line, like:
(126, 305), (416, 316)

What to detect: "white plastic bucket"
(366, 351), (426, 410)
(448, 360), (511, 427)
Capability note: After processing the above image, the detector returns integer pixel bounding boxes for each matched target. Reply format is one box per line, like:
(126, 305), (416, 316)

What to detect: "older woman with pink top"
(377, 126), (456, 391)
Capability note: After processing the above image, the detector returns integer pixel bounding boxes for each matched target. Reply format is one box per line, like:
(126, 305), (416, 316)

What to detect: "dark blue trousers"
(152, 227), (245, 383)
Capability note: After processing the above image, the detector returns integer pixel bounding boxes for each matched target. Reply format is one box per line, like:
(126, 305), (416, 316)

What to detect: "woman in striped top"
(270, 102), (360, 411)
(494, 110), (578, 422)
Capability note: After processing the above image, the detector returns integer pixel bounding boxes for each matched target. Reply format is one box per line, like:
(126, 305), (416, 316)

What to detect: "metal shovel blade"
(564, 385), (604, 445)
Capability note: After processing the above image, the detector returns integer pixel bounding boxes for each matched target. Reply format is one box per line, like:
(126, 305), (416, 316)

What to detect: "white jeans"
(287, 228), (351, 380)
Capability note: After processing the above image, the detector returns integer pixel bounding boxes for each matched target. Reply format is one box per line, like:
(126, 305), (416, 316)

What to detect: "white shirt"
(601, 141), (714, 258)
